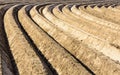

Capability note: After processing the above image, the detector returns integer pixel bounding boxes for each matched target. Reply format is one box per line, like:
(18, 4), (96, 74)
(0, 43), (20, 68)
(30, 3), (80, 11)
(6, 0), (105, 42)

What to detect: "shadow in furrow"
(66, 5), (73, 11)
(37, 5), (95, 75)
(58, 4), (65, 12)
(1, 5), (20, 75)
(13, 5), (57, 75)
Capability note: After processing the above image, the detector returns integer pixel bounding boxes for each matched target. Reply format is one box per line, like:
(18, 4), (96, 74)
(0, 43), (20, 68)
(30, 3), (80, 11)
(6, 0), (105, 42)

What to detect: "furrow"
(41, 4), (120, 64)
(0, 5), (17, 75)
(4, 5), (52, 75)
(81, 5), (120, 25)
(79, 5), (120, 30)
(18, 5), (91, 75)
(30, 5), (120, 75)
(0, 1), (120, 75)
(13, 4), (55, 75)
(72, 5), (120, 46)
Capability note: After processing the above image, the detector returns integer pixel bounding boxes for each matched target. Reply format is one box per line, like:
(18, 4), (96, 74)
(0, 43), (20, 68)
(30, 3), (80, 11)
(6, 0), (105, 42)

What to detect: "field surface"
(0, 0), (120, 75)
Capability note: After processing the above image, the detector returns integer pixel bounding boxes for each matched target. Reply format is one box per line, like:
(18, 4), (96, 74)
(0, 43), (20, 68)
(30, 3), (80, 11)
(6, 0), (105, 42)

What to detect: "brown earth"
(0, 0), (120, 75)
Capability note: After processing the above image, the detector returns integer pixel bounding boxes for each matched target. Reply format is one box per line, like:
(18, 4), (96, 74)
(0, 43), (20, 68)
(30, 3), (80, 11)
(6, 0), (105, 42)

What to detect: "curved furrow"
(33, 4), (96, 74)
(42, 4), (120, 64)
(62, 4), (84, 19)
(18, 5), (91, 75)
(63, 4), (86, 18)
(43, 4), (103, 49)
(72, 5), (120, 31)
(80, 5), (120, 28)
(55, 4), (119, 45)
(0, 1), (120, 75)
(4, 5), (52, 75)
(63, 4), (107, 37)
(62, 4), (88, 25)
(78, 5), (120, 31)
(54, 4), (120, 62)
(0, 5), (15, 75)
(30, 4), (120, 75)
(71, 5), (120, 47)
(44, 4), (101, 42)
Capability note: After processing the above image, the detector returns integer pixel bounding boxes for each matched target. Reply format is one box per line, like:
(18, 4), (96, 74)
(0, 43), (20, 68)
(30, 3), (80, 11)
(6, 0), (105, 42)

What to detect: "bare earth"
(0, 0), (120, 75)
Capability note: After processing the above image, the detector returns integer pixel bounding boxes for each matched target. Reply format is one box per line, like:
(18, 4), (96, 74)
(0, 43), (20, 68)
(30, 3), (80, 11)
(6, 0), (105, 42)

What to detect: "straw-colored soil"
(0, 0), (120, 75)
